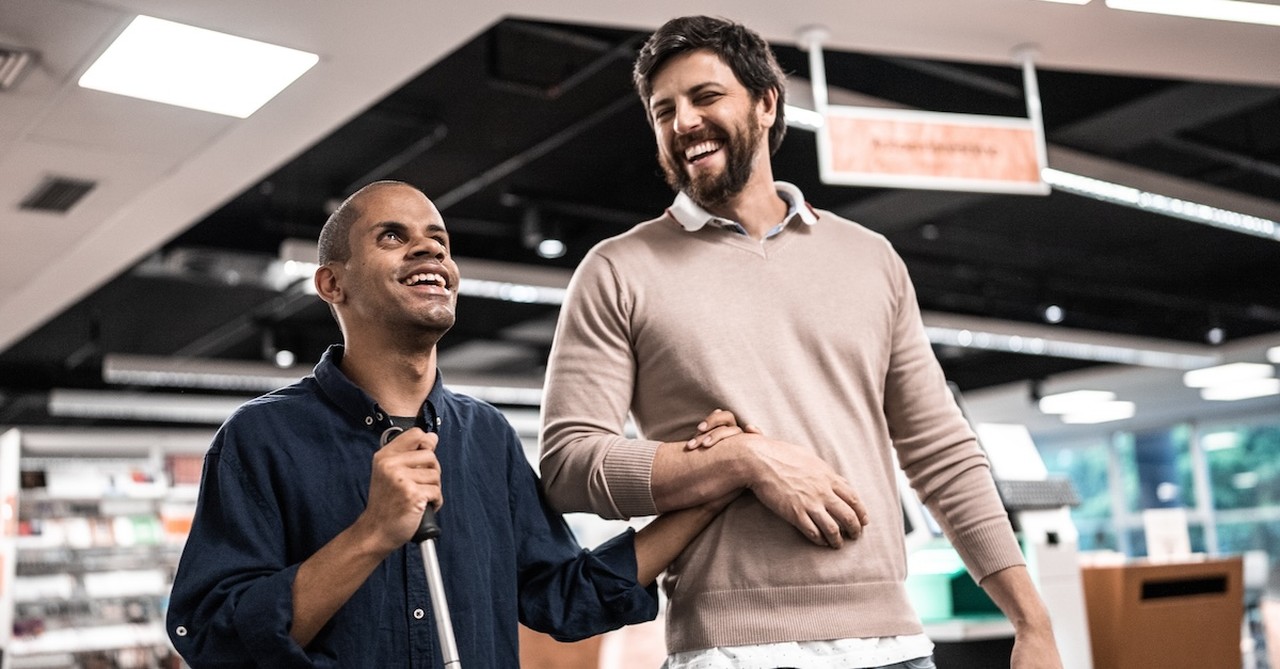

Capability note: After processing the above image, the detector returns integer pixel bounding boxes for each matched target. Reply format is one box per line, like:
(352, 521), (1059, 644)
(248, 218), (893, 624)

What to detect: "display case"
(1, 429), (210, 669)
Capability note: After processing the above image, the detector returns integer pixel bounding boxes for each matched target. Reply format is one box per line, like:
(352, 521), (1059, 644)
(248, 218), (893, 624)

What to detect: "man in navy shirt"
(167, 180), (734, 668)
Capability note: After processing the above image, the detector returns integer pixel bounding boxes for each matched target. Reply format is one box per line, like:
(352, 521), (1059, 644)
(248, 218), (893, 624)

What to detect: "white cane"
(382, 427), (461, 667)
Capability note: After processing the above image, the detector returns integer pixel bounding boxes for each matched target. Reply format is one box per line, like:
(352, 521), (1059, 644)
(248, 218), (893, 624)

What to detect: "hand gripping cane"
(382, 427), (461, 668)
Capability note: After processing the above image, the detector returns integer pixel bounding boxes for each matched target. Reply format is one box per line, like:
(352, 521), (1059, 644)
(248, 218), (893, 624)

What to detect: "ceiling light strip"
(1105, 0), (1280, 27)
(1042, 168), (1280, 241)
(457, 279), (567, 305)
(49, 389), (249, 424)
(104, 353), (308, 392)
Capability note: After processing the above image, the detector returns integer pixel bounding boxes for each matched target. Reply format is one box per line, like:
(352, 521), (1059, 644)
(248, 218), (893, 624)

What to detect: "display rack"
(1, 428), (210, 669)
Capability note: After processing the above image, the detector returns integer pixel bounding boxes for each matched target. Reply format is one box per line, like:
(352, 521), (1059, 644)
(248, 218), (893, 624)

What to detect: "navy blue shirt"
(167, 345), (658, 668)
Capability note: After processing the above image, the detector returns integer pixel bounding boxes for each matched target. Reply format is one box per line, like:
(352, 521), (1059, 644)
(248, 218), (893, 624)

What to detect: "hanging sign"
(818, 105), (1049, 194)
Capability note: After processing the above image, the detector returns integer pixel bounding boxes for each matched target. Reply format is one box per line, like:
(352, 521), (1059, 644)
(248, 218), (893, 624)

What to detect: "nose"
(672, 99), (701, 137)
(410, 235), (447, 260)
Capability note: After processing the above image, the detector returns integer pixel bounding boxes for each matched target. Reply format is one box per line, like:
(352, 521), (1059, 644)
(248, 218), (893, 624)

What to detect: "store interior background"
(2, 0), (1280, 667)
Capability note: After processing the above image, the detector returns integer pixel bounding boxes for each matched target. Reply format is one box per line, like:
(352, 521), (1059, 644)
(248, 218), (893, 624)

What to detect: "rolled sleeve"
(168, 429), (324, 668)
(517, 527), (659, 642)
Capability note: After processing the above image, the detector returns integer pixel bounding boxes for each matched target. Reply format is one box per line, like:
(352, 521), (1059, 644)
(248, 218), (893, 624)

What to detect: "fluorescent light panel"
(1200, 378), (1280, 401)
(924, 325), (1218, 369)
(104, 353), (309, 392)
(1037, 390), (1116, 414)
(1201, 431), (1240, 451)
(783, 104), (825, 131)
(1106, 0), (1280, 27)
(1182, 361), (1275, 388)
(1042, 168), (1280, 242)
(1060, 400), (1136, 424)
(79, 15), (318, 118)
(49, 389), (248, 424)
(458, 279), (567, 305)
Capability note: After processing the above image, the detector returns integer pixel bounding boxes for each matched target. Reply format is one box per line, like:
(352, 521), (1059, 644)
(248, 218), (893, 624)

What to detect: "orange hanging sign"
(818, 105), (1049, 195)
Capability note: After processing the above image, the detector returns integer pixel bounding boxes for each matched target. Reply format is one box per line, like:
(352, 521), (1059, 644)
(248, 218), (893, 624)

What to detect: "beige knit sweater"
(540, 207), (1024, 652)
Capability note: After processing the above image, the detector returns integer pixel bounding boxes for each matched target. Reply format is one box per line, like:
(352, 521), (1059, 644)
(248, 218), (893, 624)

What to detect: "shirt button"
(413, 608), (425, 620)
(175, 625), (188, 637)
(435, 416), (442, 427)
(364, 416), (374, 425)
(376, 412), (384, 420)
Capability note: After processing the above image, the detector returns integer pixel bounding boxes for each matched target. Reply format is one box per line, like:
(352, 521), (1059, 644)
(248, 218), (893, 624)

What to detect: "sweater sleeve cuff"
(952, 520), (1026, 583)
(601, 439), (662, 517)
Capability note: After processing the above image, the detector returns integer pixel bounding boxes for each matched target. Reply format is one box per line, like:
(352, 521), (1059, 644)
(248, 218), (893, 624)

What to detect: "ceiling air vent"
(0, 46), (37, 91)
(20, 177), (97, 214)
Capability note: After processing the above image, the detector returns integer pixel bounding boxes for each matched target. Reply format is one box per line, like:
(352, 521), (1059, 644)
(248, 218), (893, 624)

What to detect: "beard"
(659, 115), (762, 210)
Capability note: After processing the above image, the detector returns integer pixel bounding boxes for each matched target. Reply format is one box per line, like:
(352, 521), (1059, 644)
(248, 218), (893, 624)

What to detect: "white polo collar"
(667, 181), (819, 233)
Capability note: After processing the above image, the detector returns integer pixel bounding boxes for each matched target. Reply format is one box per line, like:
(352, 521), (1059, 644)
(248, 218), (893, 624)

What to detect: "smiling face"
(316, 182), (460, 342)
(647, 49), (776, 209)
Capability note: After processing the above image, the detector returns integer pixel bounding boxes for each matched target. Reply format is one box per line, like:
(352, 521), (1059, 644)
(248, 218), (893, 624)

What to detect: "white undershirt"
(663, 635), (935, 669)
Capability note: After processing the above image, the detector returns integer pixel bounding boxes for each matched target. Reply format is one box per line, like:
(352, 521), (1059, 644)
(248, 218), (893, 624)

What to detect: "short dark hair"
(317, 180), (409, 265)
(633, 15), (787, 154)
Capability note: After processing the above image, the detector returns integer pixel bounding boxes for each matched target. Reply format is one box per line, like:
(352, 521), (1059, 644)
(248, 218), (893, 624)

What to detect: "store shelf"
(8, 621), (168, 656)
(4, 431), (205, 667)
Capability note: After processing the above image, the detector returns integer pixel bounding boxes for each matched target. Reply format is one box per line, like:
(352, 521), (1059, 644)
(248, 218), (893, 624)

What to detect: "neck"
(703, 154), (786, 240)
(339, 330), (441, 416)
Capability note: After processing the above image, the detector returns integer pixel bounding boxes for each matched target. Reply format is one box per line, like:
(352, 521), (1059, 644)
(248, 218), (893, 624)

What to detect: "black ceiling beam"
(431, 92), (635, 211)
(1051, 83), (1280, 152)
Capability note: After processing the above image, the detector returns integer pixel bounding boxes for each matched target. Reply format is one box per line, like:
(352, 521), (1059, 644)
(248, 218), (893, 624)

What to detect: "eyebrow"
(372, 220), (450, 240)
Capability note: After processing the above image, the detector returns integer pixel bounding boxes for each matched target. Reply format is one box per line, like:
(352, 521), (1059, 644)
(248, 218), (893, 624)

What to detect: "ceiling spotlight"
(1206, 326), (1226, 345)
(536, 238), (566, 259)
(273, 349), (296, 368)
(1267, 345), (1280, 364)
(1042, 304), (1065, 324)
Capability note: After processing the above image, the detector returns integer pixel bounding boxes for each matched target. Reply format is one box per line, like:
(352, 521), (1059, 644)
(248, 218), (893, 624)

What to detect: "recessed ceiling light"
(1201, 378), (1280, 401)
(1106, 0), (1280, 27)
(79, 15), (318, 118)
(1037, 389), (1116, 414)
(1182, 362), (1275, 388)
(1267, 345), (1280, 364)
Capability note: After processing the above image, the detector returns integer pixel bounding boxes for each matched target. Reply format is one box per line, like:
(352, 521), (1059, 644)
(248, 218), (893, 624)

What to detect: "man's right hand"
(735, 433), (869, 549)
(360, 427), (442, 553)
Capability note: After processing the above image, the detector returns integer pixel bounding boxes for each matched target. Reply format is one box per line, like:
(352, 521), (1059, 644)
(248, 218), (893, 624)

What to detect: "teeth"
(684, 140), (721, 161)
(403, 273), (449, 290)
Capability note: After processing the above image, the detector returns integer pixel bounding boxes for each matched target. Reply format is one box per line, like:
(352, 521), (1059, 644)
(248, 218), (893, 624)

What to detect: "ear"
(314, 263), (344, 306)
(755, 87), (779, 130)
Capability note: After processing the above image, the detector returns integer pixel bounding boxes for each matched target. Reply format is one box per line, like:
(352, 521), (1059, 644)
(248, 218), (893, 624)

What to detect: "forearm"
(290, 519), (389, 647)
(650, 437), (754, 512)
(632, 495), (734, 585)
(980, 565), (1052, 631)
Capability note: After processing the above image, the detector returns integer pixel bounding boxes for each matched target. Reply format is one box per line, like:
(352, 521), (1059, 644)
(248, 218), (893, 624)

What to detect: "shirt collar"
(667, 181), (818, 232)
(313, 344), (447, 428)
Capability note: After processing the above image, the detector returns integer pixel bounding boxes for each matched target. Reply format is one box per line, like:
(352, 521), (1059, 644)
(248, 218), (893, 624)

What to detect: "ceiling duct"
(20, 176), (97, 213)
(0, 46), (36, 90)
